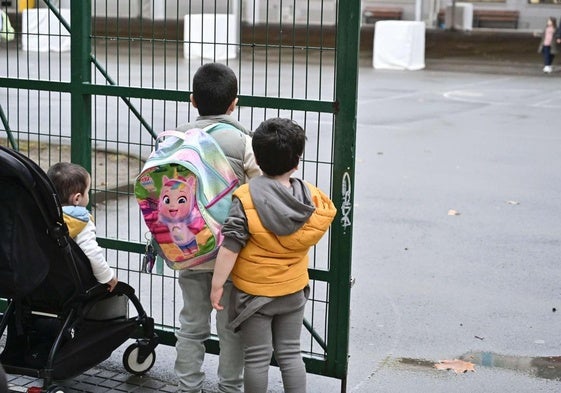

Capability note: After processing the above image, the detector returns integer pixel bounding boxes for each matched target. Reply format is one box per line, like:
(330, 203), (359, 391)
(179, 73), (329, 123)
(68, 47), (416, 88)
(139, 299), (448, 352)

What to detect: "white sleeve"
(243, 134), (262, 181)
(74, 220), (115, 284)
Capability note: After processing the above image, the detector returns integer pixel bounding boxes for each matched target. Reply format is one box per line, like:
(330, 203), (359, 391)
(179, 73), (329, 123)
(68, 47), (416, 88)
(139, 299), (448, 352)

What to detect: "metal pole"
(415, 0), (423, 22)
(70, 0), (92, 171)
(451, 0), (457, 31)
(330, 0), (361, 389)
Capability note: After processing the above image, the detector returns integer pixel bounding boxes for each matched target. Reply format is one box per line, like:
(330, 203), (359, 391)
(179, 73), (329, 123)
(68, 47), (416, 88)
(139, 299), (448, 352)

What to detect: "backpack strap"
(154, 130), (193, 150)
(156, 125), (228, 149)
(198, 123), (247, 183)
(202, 124), (219, 133)
(202, 122), (243, 136)
(157, 130), (187, 140)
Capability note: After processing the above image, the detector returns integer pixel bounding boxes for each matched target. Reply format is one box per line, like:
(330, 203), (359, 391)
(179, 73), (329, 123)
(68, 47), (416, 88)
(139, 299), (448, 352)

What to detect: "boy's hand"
(211, 286), (224, 310)
(210, 246), (239, 311)
(106, 277), (118, 292)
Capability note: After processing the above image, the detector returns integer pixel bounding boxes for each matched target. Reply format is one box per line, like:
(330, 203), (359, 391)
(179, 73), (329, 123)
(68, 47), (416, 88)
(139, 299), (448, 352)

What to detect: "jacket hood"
(249, 176), (315, 236)
(62, 205), (90, 222)
(62, 206), (91, 238)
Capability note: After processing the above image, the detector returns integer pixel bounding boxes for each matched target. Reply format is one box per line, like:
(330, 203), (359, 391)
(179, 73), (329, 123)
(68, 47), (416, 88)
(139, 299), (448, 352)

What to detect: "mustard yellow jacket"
(231, 182), (336, 296)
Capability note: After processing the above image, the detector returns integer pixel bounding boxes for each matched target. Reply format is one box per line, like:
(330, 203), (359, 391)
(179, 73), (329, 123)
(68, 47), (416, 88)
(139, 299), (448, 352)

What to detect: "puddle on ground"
(462, 352), (561, 381)
(393, 352), (561, 381)
(394, 357), (437, 370)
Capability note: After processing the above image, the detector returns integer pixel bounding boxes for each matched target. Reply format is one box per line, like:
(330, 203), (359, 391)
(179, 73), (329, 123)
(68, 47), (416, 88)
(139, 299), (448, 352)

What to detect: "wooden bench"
(436, 9), (519, 29)
(473, 9), (519, 29)
(362, 7), (403, 24)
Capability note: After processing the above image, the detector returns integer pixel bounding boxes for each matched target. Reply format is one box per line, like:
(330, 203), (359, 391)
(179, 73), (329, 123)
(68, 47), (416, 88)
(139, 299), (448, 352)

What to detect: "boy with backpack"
(174, 63), (260, 393)
(210, 118), (336, 392)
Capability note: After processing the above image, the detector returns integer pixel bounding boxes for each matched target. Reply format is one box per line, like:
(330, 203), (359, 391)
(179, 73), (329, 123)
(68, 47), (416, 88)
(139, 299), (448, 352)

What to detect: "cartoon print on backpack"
(158, 174), (203, 254)
(136, 161), (218, 267)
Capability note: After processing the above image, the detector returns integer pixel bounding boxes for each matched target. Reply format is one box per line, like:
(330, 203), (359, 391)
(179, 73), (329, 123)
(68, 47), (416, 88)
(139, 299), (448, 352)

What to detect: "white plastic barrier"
(445, 2), (473, 31)
(183, 14), (238, 60)
(21, 8), (70, 52)
(373, 21), (425, 71)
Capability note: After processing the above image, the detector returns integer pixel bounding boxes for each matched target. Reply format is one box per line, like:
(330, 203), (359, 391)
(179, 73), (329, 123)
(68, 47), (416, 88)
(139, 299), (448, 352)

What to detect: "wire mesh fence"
(1, 0), (358, 385)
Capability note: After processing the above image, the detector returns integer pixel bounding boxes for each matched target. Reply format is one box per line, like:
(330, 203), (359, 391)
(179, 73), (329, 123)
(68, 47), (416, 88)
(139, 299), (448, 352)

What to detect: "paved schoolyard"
(348, 59), (561, 393)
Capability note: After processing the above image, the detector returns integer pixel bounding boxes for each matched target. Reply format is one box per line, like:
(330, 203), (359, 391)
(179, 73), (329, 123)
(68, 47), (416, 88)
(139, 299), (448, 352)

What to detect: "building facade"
(363, 0), (561, 29)
(3, 0), (559, 30)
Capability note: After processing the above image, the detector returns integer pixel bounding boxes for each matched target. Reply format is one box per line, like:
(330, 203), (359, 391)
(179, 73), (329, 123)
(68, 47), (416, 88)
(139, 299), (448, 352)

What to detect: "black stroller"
(0, 146), (158, 393)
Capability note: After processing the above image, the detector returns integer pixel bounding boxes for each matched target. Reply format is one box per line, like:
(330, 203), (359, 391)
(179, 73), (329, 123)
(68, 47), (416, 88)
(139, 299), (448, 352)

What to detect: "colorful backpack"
(135, 124), (239, 270)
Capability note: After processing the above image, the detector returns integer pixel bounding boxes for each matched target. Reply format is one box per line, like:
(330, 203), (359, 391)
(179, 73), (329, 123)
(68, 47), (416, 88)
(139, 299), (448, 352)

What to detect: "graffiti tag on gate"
(341, 172), (352, 229)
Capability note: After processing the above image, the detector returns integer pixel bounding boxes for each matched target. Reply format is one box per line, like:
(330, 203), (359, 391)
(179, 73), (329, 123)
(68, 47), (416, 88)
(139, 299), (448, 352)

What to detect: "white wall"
(90, 0), (238, 19)
(242, 0), (337, 25)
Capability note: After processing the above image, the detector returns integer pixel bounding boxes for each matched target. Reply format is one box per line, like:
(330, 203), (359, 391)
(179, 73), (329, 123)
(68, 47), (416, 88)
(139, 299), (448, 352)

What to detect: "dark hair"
(192, 63), (238, 116)
(47, 162), (90, 205)
(252, 118), (306, 176)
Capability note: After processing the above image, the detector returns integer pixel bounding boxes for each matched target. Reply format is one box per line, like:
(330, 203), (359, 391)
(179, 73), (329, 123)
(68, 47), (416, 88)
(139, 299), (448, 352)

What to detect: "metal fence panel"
(0, 0), (359, 387)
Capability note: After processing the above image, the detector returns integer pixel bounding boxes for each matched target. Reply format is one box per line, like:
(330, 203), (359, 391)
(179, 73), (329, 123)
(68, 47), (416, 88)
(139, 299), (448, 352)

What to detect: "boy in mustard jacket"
(211, 118), (336, 393)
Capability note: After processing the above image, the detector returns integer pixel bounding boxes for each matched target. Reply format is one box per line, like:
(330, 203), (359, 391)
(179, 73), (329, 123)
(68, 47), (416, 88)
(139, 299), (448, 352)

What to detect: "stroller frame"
(0, 146), (158, 393)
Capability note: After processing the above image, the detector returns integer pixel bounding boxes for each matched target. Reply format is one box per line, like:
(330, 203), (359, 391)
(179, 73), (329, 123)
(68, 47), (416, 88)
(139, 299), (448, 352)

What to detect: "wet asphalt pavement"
(347, 60), (561, 392)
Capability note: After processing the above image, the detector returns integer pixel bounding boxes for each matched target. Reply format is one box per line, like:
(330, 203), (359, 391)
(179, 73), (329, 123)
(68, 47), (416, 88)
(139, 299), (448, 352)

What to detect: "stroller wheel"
(123, 343), (156, 375)
(45, 385), (65, 393)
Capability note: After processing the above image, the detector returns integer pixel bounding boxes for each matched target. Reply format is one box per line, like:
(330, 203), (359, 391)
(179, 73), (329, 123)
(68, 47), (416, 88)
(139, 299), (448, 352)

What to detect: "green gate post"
(70, 0), (92, 170)
(329, 0), (361, 390)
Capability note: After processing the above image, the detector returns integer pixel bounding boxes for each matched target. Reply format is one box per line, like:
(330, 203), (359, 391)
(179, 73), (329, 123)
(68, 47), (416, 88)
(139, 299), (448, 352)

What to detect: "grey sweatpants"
(238, 290), (308, 393)
(175, 271), (243, 393)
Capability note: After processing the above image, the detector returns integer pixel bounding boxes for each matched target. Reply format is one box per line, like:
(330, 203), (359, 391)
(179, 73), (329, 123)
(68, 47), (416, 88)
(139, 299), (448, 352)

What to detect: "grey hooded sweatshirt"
(221, 175), (316, 253)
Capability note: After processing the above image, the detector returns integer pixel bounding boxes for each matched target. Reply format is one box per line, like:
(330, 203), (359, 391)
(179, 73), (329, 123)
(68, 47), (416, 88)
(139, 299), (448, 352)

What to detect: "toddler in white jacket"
(47, 162), (118, 291)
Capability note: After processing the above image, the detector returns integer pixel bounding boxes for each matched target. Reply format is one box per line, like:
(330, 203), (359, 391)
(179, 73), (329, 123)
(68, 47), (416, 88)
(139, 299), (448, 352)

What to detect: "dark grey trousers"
(238, 290), (308, 393)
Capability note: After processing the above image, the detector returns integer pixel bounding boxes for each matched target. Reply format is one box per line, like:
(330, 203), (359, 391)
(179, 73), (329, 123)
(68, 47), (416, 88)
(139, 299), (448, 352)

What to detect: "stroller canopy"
(0, 146), (69, 299)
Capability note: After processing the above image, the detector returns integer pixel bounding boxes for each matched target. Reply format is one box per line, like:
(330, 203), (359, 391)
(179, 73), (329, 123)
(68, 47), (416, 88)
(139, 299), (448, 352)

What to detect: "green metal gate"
(1, 0), (359, 389)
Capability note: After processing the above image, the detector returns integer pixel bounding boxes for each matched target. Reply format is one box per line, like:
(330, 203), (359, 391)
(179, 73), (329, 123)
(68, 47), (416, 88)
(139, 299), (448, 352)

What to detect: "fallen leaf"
(448, 209), (461, 216)
(435, 359), (475, 373)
